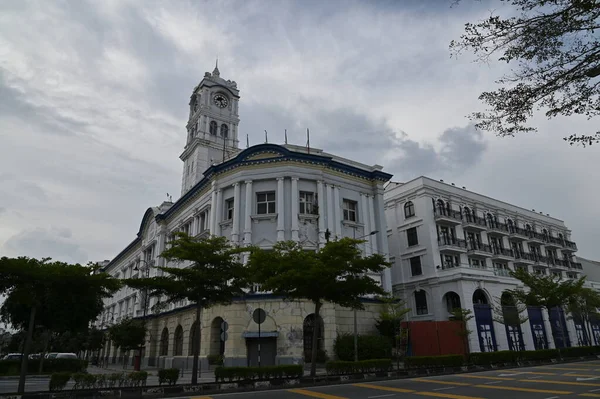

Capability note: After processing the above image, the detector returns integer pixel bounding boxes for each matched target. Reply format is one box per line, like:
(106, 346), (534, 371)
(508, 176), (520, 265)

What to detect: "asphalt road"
(170, 359), (600, 399)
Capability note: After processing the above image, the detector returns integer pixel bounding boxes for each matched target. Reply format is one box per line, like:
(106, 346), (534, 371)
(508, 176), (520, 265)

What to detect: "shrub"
(158, 368), (180, 385)
(0, 358), (86, 376)
(107, 372), (124, 388)
(520, 349), (559, 361)
(334, 334), (392, 361)
(214, 365), (303, 382)
(469, 350), (520, 365)
(325, 359), (392, 375)
(404, 355), (464, 369)
(562, 346), (600, 358)
(72, 372), (88, 389)
(207, 354), (224, 366)
(129, 371), (149, 387)
(49, 372), (71, 391)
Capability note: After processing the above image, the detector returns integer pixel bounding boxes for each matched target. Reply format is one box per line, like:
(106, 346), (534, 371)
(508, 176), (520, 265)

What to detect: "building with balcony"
(384, 177), (594, 354)
(96, 65), (393, 369)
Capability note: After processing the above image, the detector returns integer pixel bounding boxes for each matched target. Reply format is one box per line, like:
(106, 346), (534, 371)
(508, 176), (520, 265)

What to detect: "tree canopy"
(451, 0), (600, 145)
(248, 238), (389, 376)
(124, 234), (249, 384)
(108, 318), (147, 352)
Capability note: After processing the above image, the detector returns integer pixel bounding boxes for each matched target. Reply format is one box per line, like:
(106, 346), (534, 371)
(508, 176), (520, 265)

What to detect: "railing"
(564, 240), (578, 250)
(488, 223), (510, 234)
(509, 226), (529, 237)
(463, 215), (488, 228)
(514, 251), (538, 262)
(571, 262), (583, 270)
(434, 208), (463, 221)
(467, 241), (493, 253)
(547, 236), (564, 246)
(494, 268), (511, 277)
(438, 237), (468, 249)
(492, 247), (514, 257)
(441, 261), (460, 270)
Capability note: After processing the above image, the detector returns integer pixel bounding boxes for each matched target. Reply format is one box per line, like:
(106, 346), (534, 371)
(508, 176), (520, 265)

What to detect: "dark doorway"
(246, 338), (277, 366)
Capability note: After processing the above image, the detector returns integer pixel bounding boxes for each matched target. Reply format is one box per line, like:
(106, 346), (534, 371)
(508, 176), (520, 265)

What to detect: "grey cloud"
(0, 207), (5, 215)
(3, 227), (88, 264)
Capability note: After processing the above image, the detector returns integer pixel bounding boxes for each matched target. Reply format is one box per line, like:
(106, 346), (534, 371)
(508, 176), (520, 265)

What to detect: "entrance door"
(527, 306), (548, 350)
(549, 307), (571, 348)
(474, 304), (497, 352)
(246, 338), (277, 367)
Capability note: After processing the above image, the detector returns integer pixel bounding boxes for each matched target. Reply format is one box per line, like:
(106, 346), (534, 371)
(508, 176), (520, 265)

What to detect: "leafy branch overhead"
(451, 0), (600, 145)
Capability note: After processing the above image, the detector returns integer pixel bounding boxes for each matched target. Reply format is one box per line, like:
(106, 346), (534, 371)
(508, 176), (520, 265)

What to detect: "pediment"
(244, 151), (284, 161)
(256, 237), (275, 248)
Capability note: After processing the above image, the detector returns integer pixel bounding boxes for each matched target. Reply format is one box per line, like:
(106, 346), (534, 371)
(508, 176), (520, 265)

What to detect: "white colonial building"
(384, 177), (598, 353)
(96, 65), (393, 369)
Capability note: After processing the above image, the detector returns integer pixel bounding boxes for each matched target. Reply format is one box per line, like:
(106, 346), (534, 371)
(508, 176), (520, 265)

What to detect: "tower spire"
(213, 57), (220, 77)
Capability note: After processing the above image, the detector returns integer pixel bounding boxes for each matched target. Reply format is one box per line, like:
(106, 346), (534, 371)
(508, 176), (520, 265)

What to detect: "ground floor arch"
(303, 313), (324, 362)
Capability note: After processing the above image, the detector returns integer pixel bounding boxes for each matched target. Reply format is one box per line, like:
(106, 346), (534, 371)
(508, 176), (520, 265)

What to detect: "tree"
(124, 234), (249, 385)
(375, 296), (410, 370)
(248, 238), (389, 377)
(450, 308), (474, 356)
(508, 268), (586, 355)
(492, 294), (529, 351)
(108, 318), (147, 354)
(0, 257), (120, 393)
(566, 287), (600, 345)
(451, 0), (600, 146)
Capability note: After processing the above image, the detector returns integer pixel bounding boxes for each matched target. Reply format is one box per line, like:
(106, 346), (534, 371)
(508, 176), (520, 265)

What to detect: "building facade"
(384, 177), (597, 353)
(96, 66), (393, 369)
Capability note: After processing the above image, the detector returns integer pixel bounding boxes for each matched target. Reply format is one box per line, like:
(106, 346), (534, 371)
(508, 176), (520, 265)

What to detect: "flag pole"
(246, 134), (249, 149)
(284, 129), (288, 145)
(265, 130), (268, 143)
(306, 128), (310, 154)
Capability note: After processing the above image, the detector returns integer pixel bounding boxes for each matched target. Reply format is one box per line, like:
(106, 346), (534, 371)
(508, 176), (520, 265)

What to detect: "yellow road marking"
(353, 383), (415, 393)
(288, 388), (348, 399)
(566, 373), (600, 378)
(412, 378), (471, 386)
(538, 367), (595, 371)
(458, 375), (514, 381)
(520, 378), (600, 387)
(415, 392), (485, 399)
(191, 397), (213, 399)
(580, 394), (600, 398)
(474, 384), (572, 394)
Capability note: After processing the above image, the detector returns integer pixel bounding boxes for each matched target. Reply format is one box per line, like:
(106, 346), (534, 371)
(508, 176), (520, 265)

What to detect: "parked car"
(2, 353), (22, 360)
(46, 352), (77, 360)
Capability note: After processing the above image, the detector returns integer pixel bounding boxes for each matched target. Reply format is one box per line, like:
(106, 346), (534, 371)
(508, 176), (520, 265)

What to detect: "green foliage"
(492, 295), (529, 326)
(404, 355), (464, 369)
(333, 334), (392, 361)
(158, 368), (180, 386)
(0, 358), (87, 376)
(128, 371), (149, 387)
(49, 372), (71, 391)
(214, 365), (304, 382)
(207, 354), (224, 366)
(451, 0), (600, 146)
(375, 296), (410, 347)
(108, 318), (147, 351)
(248, 238), (389, 376)
(567, 287), (600, 343)
(325, 359), (392, 375)
(469, 347), (600, 365)
(304, 349), (329, 364)
(509, 268), (586, 309)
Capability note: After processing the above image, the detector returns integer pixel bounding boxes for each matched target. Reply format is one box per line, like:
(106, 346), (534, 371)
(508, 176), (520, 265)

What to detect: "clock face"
(213, 94), (229, 108)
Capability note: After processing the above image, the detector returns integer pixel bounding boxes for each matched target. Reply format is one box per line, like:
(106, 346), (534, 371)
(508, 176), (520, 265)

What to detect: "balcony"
(434, 208), (463, 225)
(467, 241), (493, 258)
(493, 268), (512, 277)
(513, 251), (537, 265)
(528, 231), (547, 244)
(544, 236), (563, 249)
(437, 237), (468, 253)
(563, 239), (578, 252)
(570, 261), (583, 270)
(488, 223), (510, 236)
(438, 262), (494, 277)
(509, 226), (529, 241)
(462, 215), (488, 231)
(491, 247), (514, 261)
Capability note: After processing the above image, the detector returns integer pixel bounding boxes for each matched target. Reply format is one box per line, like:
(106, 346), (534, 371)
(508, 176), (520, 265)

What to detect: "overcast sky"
(1, 0), (599, 264)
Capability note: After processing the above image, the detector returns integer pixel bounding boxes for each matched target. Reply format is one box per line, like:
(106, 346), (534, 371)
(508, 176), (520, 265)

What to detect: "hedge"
(214, 365), (303, 382)
(469, 346), (600, 365)
(68, 371), (148, 389)
(404, 355), (464, 369)
(334, 334), (392, 361)
(158, 368), (180, 386)
(49, 372), (71, 391)
(0, 358), (87, 376)
(325, 359), (392, 375)
(207, 354), (224, 366)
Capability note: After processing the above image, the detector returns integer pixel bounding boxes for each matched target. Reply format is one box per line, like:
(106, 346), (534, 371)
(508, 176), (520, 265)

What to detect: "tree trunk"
(191, 303), (202, 385)
(38, 330), (50, 374)
(18, 306), (37, 394)
(310, 301), (322, 377)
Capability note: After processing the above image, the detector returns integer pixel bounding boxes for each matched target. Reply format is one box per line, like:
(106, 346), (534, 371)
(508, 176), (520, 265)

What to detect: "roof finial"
(213, 56), (220, 77)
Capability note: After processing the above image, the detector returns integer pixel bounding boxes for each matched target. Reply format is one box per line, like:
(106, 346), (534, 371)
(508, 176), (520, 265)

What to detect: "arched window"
(209, 121), (218, 135)
(415, 290), (428, 315)
(486, 213), (495, 228)
(220, 124), (228, 138)
(436, 199), (446, 216)
(404, 201), (415, 218)
(173, 325), (183, 356)
(463, 207), (472, 222)
(472, 289), (489, 305)
(444, 292), (461, 314)
(159, 328), (169, 356)
(189, 322), (199, 356)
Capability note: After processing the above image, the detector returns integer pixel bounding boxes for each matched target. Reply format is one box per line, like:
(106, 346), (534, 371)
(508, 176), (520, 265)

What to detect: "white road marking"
(544, 396), (559, 399)
(433, 386), (457, 391)
(499, 372), (527, 377)
(590, 388), (600, 392)
(577, 376), (600, 381)
(368, 394), (396, 398)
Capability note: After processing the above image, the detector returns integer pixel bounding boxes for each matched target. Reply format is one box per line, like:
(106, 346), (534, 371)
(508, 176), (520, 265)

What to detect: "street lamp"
(133, 259), (152, 370)
(352, 229), (379, 362)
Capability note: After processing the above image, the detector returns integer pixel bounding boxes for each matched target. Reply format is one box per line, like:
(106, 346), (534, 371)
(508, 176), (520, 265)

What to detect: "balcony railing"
(509, 226), (530, 238)
(564, 240), (578, 251)
(488, 223), (510, 234)
(494, 268), (511, 277)
(467, 241), (493, 254)
(434, 208), (463, 222)
(514, 251), (538, 262)
(492, 247), (514, 257)
(438, 237), (468, 249)
(463, 215), (488, 229)
(546, 236), (564, 246)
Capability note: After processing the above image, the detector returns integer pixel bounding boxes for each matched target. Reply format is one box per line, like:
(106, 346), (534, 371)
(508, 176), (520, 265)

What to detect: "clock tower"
(180, 63), (241, 195)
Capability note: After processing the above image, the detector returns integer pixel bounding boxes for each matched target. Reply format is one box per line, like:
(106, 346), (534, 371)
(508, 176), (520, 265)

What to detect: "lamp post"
(133, 259), (152, 371)
(352, 229), (379, 362)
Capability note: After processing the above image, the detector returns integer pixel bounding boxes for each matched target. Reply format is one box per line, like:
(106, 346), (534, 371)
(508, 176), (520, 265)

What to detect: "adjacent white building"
(96, 65), (393, 369)
(384, 177), (596, 353)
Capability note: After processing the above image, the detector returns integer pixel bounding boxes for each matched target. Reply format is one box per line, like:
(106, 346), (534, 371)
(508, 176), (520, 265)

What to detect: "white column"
(317, 180), (325, 246)
(291, 177), (299, 241)
(214, 189), (223, 236)
(542, 308), (556, 349)
(333, 185), (341, 238)
(326, 184), (334, 238)
(209, 182), (218, 234)
(368, 195), (378, 253)
(231, 182), (241, 243)
(277, 177), (285, 241)
(243, 180), (253, 245)
(360, 193), (371, 255)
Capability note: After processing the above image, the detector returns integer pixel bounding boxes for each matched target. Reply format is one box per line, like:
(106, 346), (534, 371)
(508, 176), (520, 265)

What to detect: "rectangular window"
(225, 198), (234, 220)
(342, 199), (358, 222)
(256, 192), (276, 214)
(407, 227), (419, 247)
(415, 291), (428, 315)
(200, 212), (207, 232)
(410, 256), (422, 276)
(299, 191), (316, 215)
